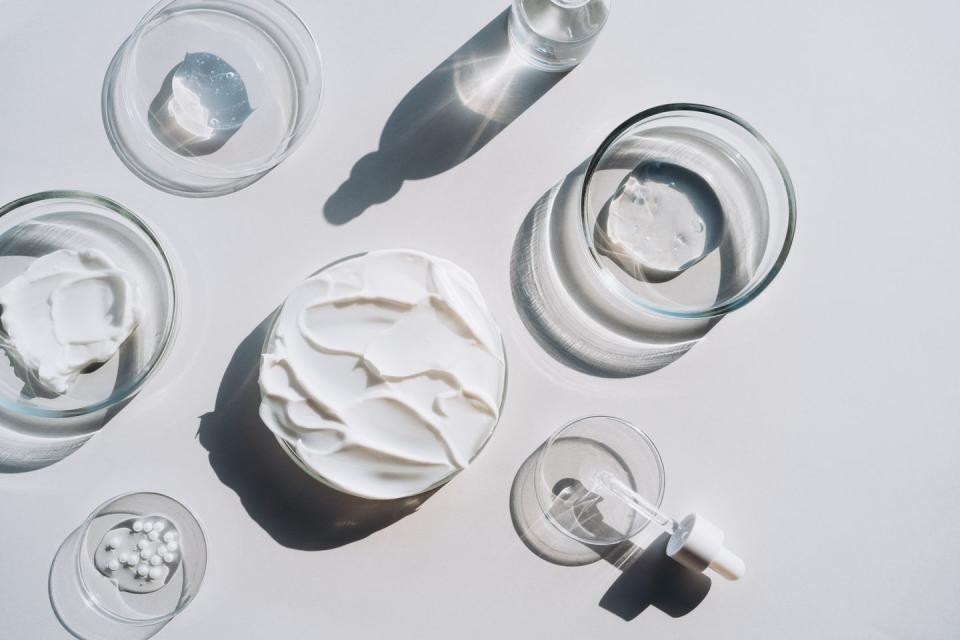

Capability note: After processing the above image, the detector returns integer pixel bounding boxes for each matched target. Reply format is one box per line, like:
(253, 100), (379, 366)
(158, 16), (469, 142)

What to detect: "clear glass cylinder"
(508, 0), (611, 71)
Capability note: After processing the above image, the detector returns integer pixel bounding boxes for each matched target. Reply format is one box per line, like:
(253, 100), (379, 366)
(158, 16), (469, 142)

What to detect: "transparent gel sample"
(149, 52), (253, 157)
(595, 161), (724, 283)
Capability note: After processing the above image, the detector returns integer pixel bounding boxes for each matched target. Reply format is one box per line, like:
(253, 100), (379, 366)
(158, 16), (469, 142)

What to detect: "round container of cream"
(259, 250), (508, 500)
(0, 192), (177, 471)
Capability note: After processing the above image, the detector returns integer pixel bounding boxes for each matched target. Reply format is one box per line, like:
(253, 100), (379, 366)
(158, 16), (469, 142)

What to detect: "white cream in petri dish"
(0, 192), (177, 471)
(259, 249), (507, 500)
(0, 249), (144, 395)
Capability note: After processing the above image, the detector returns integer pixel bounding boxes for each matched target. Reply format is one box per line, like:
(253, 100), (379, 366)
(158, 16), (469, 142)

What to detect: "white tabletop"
(2, 1), (959, 638)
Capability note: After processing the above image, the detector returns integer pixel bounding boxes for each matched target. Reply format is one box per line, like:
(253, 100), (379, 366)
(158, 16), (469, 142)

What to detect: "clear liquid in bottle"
(507, 0), (611, 71)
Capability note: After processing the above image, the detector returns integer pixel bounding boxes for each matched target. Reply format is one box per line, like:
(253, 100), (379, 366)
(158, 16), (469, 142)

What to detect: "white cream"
(259, 250), (507, 500)
(0, 249), (142, 395)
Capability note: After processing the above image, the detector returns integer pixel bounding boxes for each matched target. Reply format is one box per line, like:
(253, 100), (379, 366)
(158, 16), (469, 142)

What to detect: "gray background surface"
(1, 0), (959, 638)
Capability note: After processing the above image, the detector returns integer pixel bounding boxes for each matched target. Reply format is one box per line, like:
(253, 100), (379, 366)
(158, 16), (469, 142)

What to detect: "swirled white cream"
(259, 250), (506, 500)
(0, 249), (142, 394)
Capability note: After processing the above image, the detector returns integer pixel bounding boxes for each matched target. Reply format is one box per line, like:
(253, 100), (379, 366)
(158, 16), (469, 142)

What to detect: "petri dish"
(0, 191), (177, 470)
(50, 492), (207, 639)
(582, 103), (797, 319)
(535, 416), (665, 545)
(102, 0), (323, 197)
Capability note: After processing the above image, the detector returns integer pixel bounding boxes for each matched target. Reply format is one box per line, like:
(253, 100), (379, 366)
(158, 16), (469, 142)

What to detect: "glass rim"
(511, 0), (612, 45)
(260, 250), (510, 500)
(74, 491), (208, 626)
(535, 414), (666, 544)
(108, 0), (324, 183)
(580, 103), (797, 319)
(0, 190), (178, 419)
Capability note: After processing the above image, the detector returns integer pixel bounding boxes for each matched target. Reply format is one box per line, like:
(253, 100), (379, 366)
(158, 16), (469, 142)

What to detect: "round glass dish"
(103, 0), (323, 197)
(259, 251), (509, 500)
(582, 104), (796, 319)
(0, 192), (177, 468)
(50, 492), (207, 638)
(535, 416), (665, 545)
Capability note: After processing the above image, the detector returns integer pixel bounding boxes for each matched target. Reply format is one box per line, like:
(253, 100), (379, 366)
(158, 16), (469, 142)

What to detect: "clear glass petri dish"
(511, 104), (795, 376)
(259, 251), (509, 500)
(581, 103), (797, 319)
(535, 416), (665, 546)
(0, 192), (177, 467)
(50, 492), (207, 637)
(103, 0), (323, 197)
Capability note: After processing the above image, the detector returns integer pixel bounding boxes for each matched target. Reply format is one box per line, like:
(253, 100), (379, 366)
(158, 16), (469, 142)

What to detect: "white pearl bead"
(132, 520), (144, 532)
(154, 521), (166, 532)
(157, 545), (168, 555)
(148, 531), (160, 541)
(163, 531), (175, 543)
(141, 549), (152, 560)
(166, 541), (179, 552)
(137, 564), (149, 576)
(138, 539), (149, 550)
(107, 535), (123, 549)
(143, 521), (154, 533)
(163, 553), (176, 564)
(150, 555), (162, 566)
(148, 566), (163, 580)
(108, 559), (120, 571)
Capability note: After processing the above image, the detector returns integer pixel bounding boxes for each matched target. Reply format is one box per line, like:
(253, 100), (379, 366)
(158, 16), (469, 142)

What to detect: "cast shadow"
(196, 314), (437, 551)
(509, 444), (710, 620)
(509, 161), (723, 378)
(324, 9), (567, 225)
(599, 533), (711, 621)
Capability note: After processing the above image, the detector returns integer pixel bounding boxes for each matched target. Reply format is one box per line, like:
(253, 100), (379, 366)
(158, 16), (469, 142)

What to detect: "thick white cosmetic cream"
(259, 250), (507, 500)
(0, 249), (143, 395)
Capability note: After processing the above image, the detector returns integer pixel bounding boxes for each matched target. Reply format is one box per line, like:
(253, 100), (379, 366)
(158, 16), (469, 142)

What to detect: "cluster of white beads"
(96, 516), (180, 593)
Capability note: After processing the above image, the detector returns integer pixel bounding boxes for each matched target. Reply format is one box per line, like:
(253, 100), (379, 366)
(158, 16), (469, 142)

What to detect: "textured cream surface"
(259, 250), (506, 500)
(0, 249), (142, 395)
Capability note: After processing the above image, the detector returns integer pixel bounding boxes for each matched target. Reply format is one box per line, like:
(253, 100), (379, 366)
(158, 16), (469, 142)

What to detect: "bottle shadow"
(323, 9), (568, 225)
(196, 314), (437, 551)
(509, 443), (711, 620)
(509, 161), (723, 378)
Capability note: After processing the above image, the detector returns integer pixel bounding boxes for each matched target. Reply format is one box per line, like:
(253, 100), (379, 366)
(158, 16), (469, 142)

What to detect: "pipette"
(592, 470), (745, 580)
